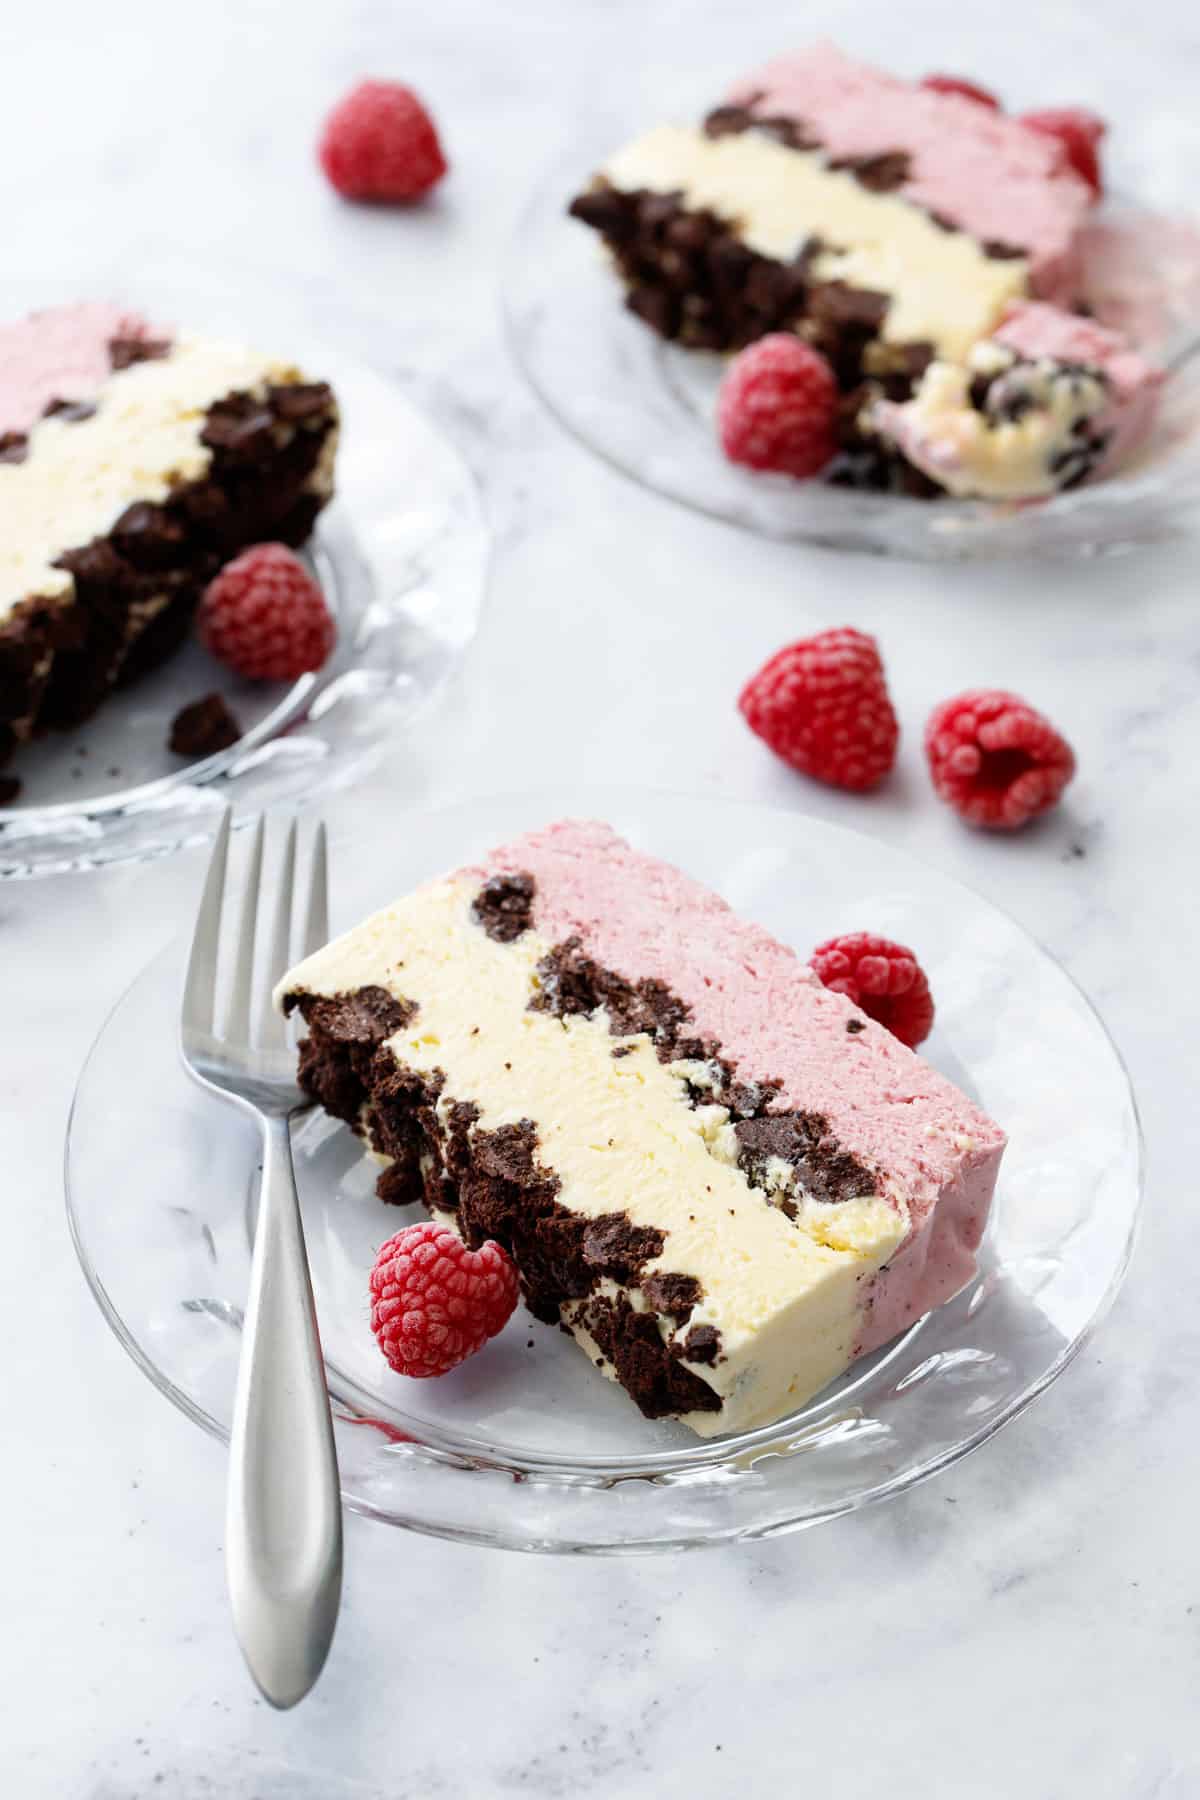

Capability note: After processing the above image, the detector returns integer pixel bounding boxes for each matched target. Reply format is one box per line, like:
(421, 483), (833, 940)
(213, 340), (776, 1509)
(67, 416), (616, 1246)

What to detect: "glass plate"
(66, 788), (1142, 1554)
(0, 344), (487, 879)
(502, 141), (1200, 559)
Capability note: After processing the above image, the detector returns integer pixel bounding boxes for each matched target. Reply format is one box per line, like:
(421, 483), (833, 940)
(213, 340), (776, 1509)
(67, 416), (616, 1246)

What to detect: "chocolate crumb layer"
(532, 935), (781, 1122)
(735, 1112), (877, 1204)
(0, 774), (20, 806)
(582, 1295), (722, 1418)
(168, 692), (242, 758)
(471, 872), (535, 943)
(290, 996), (724, 1419)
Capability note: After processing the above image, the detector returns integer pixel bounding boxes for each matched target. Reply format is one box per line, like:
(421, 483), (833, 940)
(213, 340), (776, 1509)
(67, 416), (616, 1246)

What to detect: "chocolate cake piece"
(277, 819), (1006, 1438)
(0, 303), (338, 767)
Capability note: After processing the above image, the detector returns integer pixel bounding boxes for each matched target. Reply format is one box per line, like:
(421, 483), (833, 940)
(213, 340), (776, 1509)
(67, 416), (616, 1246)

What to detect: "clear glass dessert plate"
(502, 142), (1200, 560)
(66, 788), (1142, 1554)
(0, 336), (487, 879)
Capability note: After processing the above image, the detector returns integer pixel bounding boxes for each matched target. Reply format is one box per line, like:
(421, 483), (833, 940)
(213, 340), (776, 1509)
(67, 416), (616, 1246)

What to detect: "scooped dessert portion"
(0, 302), (338, 771)
(568, 44), (1166, 501)
(277, 819), (1006, 1438)
(870, 302), (1166, 499)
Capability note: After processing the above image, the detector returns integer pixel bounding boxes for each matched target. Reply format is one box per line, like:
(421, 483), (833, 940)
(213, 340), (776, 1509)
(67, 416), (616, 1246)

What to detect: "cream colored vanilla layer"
(279, 879), (908, 1437)
(603, 126), (1029, 362)
(0, 334), (304, 622)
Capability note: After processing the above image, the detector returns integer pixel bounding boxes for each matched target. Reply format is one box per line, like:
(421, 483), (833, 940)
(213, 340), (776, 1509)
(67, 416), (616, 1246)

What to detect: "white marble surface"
(3, 1), (1198, 1793)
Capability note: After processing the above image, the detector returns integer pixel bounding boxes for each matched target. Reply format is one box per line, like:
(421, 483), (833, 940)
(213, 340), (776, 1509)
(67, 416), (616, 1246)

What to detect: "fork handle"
(225, 1111), (343, 1708)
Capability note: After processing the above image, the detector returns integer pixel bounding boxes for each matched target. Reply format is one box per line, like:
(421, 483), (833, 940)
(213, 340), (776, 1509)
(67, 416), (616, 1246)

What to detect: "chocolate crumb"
(471, 872), (535, 943)
(0, 431), (28, 464)
(42, 397), (97, 424)
(168, 692), (242, 758)
(846, 1019), (866, 1034)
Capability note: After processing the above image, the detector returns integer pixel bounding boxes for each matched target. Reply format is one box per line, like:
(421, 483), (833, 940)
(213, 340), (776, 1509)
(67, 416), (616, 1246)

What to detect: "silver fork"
(179, 807), (342, 1710)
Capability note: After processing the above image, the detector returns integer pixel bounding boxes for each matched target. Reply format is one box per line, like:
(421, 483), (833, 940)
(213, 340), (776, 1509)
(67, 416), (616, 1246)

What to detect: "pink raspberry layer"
(994, 299), (1165, 473)
(726, 43), (1092, 297)
(467, 819), (1006, 1357)
(0, 302), (165, 434)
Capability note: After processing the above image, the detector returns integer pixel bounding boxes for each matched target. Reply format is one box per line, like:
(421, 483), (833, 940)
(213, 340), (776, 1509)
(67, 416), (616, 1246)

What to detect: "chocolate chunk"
(982, 238), (1027, 261)
(108, 335), (171, 370)
(830, 150), (911, 192)
(471, 871), (535, 943)
(734, 1111), (876, 1205)
(200, 403), (276, 456)
(680, 1323), (722, 1366)
(581, 1215), (666, 1282)
(584, 1294), (721, 1419)
(0, 774), (21, 806)
(41, 397), (97, 423)
(168, 692), (242, 758)
(111, 501), (186, 569)
(268, 382), (334, 424)
(808, 282), (888, 335)
(0, 432), (28, 464)
(291, 985), (416, 1045)
(641, 1272), (703, 1324)
(702, 99), (818, 152)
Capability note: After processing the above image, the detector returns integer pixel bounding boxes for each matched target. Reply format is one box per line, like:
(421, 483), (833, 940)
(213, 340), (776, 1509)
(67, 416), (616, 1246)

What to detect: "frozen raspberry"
(738, 627), (899, 792)
(925, 689), (1076, 830)
(369, 1222), (519, 1379)
(198, 544), (335, 683)
(810, 932), (935, 1049)
(717, 335), (838, 479)
(318, 80), (447, 202)
(1019, 108), (1106, 198)
(920, 74), (1001, 110)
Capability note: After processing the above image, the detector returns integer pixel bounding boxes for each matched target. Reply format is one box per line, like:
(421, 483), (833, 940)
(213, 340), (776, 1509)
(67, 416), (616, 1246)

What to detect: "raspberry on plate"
(1019, 108), (1106, 198)
(810, 932), (935, 1049)
(369, 1221), (519, 1379)
(717, 335), (838, 479)
(318, 80), (447, 202)
(198, 543), (336, 683)
(920, 74), (1001, 110)
(925, 689), (1076, 829)
(738, 627), (899, 791)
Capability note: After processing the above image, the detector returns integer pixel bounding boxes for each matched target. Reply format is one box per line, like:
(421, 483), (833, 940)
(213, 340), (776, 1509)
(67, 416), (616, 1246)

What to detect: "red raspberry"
(717, 335), (838, 479)
(1019, 108), (1106, 198)
(920, 74), (1001, 110)
(738, 627), (899, 792)
(810, 933), (935, 1049)
(198, 544), (335, 682)
(369, 1221), (519, 1378)
(318, 80), (447, 203)
(925, 689), (1076, 830)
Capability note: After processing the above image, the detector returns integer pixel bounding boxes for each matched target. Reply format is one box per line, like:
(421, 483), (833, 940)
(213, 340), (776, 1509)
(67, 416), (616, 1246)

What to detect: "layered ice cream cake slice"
(569, 45), (1165, 500)
(569, 43), (1092, 372)
(0, 303), (338, 769)
(278, 820), (1006, 1438)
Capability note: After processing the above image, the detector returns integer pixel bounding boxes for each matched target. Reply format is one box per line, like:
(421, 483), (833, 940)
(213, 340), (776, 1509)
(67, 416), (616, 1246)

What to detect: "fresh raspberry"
(925, 689), (1076, 829)
(738, 627), (899, 792)
(920, 74), (1001, 110)
(318, 80), (447, 202)
(810, 933), (935, 1049)
(1019, 108), (1106, 198)
(198, 544), (335, 682)
(369, 1222), (519, 1379)
(717, 335), (838, 479)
